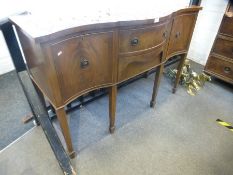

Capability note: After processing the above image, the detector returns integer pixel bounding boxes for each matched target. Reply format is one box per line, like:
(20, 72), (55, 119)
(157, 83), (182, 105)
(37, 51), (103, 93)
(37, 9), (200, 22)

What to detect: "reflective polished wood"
(205, 1), (233, 85)
(11, 6), (201, 157)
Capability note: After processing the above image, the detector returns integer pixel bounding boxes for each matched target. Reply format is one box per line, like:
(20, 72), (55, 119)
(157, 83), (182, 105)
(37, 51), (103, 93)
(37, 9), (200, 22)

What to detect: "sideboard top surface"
(9, 4), (201, 43)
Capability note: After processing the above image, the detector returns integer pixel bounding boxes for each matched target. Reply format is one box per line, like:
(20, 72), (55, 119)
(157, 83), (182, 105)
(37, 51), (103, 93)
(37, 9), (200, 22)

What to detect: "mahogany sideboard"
(205, 1), (233, 85)
(10, 6), (201, 158)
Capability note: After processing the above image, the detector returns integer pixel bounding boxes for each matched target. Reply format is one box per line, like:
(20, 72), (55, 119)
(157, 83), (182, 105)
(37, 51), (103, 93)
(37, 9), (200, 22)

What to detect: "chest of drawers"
(205, 1), (233, 84)
(11, 6), (201, 158)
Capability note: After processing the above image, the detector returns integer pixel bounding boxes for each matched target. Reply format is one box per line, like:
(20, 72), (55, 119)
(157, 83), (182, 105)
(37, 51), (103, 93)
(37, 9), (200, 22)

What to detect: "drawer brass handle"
(225, 12), (233, 18)
(224, 67), (231, 74)
(163, 31), (167, 38)
(80, 58), (89, 68)
(131, 38), (139, 46)
(175, 32), (181, 38)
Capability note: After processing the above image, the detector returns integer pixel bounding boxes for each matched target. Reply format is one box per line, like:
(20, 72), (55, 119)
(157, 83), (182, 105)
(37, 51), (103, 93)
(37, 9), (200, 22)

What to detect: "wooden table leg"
(172, 54), (186, 94)
(150, 64), (164, 108)
(55, 107), (76, 159)
(109, 85), (117, 133)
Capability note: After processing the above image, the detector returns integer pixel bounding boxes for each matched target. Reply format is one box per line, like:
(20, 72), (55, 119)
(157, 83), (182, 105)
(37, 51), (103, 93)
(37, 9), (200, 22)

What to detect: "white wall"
(188, 0), (229, 65)
(0, 30), (14, 75)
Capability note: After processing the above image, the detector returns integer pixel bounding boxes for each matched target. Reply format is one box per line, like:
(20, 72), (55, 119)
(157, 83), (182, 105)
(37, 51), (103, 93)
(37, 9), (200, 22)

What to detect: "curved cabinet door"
(50, 32), (114, 103)
(166, 12), (197, 59)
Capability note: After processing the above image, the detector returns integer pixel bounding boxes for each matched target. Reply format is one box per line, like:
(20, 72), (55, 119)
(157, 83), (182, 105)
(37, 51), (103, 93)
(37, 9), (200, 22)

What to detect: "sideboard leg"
(109, 85), (117, 133)
(150, 65), (164, 108)
(55, 108), (76, 159)
(172, 54), (186, 94)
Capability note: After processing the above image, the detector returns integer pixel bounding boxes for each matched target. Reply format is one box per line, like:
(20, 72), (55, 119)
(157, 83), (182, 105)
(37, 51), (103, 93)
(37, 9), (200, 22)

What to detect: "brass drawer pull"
(175, 32), (181, 38)
(130, 38), (139, 46)
(163, 31), (167, 38)
(225, 12), (233, 18)
(80, 58), (89, 68)
(224, 67), (231, 74)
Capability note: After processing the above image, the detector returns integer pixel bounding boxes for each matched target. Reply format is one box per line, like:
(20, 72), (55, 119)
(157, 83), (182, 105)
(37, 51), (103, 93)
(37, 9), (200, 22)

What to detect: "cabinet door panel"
(51, 32), (114, 103)
(167, 13), (196, 58)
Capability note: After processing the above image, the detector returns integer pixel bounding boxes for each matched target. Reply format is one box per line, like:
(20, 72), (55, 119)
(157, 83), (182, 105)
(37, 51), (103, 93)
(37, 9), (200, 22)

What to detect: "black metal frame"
(0, 19), (75, 175)
(189, 0), (202, 6)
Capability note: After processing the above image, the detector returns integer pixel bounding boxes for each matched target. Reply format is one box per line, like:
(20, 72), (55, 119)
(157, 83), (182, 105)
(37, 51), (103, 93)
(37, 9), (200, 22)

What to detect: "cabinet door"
(51, 32), (114, 103)
(166, 13), (197, 58)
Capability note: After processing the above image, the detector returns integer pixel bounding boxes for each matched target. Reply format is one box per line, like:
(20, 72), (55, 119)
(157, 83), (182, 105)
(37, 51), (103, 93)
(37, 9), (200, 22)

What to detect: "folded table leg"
(150, 64), (164, 108)
(172, 54), (186, 94)
(55, 107), (76, 158)
(109, 85), (117, 133)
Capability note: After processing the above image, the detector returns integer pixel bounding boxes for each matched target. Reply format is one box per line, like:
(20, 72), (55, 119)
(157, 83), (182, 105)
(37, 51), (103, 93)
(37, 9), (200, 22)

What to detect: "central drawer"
(118, 44), (164, 82)
(50, 32), (114, 103)
(119, 23), (167, 53)
(213, 37), (233, 60)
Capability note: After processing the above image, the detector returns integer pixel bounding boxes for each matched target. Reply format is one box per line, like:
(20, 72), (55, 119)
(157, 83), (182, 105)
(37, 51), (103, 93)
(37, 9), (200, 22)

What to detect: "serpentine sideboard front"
(10, 6), (202, 158)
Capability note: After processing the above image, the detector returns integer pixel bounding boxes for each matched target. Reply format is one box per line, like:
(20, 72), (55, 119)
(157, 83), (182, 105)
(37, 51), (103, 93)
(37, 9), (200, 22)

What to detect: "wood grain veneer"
(12, 6), (201, 157)
(205, 1), (233, 85)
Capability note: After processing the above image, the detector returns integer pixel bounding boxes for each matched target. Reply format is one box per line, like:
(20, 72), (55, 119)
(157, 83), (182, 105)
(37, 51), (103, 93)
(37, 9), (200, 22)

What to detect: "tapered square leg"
(150, 65), (164, 108)
(55, 107), (76, 158)
(173, 54), (186, 94)
(109, 85), (117, 133)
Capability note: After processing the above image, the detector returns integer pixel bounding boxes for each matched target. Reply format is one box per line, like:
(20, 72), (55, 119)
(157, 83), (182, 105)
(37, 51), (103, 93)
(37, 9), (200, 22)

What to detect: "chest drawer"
(118, 44), (164, 82)
(213, 37), (233, 60)
(50, 32), (114, 103)
(205, 56), (233, 81)
(219, 15), (233, 37)
(119, 22), (167, 53)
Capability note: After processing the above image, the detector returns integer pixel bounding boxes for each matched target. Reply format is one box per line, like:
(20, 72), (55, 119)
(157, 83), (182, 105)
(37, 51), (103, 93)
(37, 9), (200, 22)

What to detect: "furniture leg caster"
(69, 151), (76, 159)
(172, 88), (176, 94)
(150, 101), (155, 108)
(109, 126), (115, 134)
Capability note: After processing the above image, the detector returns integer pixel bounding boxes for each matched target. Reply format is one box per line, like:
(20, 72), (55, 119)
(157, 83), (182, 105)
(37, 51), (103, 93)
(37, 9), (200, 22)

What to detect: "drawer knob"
(130, 38), (139, 46)
(80, 58), (89, 68)
(175, 32), (181, 38)
(224, 67), (231, 74)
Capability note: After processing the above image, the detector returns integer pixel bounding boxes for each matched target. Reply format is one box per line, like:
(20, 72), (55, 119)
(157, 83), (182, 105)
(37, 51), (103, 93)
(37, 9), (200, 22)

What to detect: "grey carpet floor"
(0, 127), (63, 175)
(0, 61), (233, 175)
(0, 71), (33, 150)
(53, 61), (233, 174)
